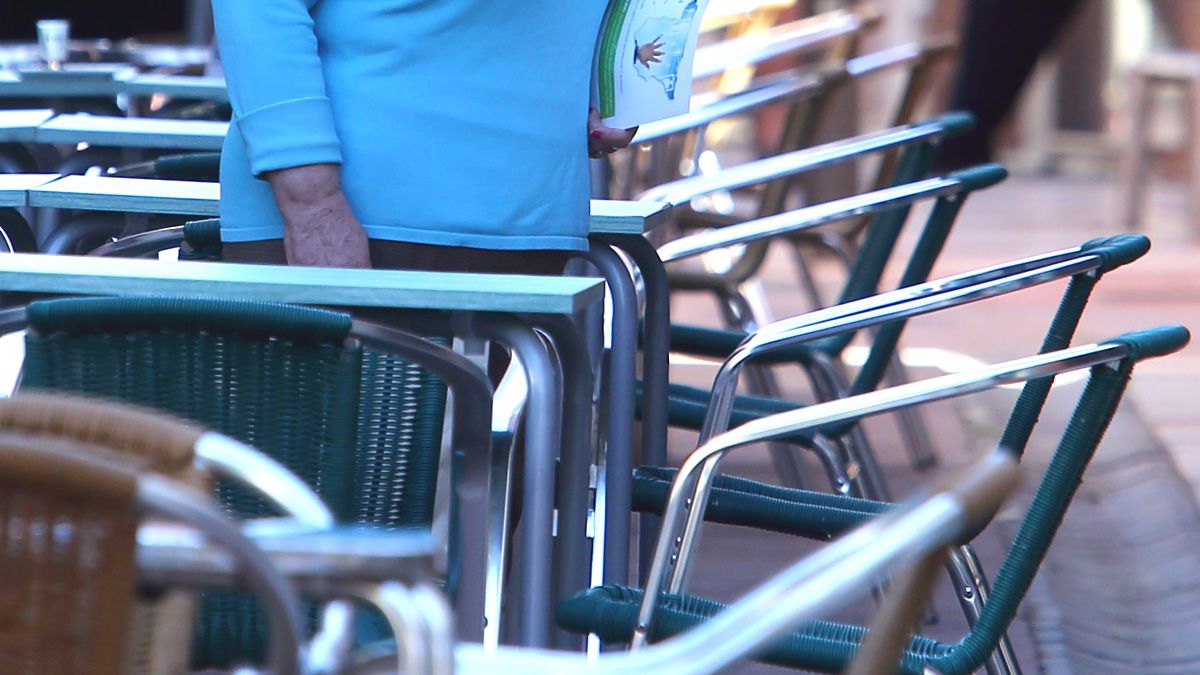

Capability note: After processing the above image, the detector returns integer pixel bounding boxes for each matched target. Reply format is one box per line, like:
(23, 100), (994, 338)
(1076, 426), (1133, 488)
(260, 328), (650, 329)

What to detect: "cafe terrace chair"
(404, 433), (1022, 675)
(641, 112), (973, 482)
(557, 230), (1181, 674)
(558, 322), (1189, 675)
(0, 393), (311, 675)
(644, 158), (1005, 500)
(0, 296), (495, 663)
(629, 233), (1152, 669)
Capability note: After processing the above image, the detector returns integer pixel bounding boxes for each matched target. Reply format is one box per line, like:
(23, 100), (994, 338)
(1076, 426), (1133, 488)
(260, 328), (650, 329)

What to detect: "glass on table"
(36, 19), (70, 71)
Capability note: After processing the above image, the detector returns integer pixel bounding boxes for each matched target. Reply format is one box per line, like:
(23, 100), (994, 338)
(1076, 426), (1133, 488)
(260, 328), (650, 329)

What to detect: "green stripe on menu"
(600, 0), (635, 118)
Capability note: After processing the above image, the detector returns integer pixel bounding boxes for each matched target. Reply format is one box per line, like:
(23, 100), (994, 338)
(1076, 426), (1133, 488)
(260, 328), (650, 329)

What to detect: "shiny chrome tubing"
(692, 10), (865, 80)
(88, 225), (185, 258)
(454, 453), (1015, 675)
(658, 176), (962, 263)
(637, 115), (966, 206)
(137, 475), (305, 675)
(668, 251), (1102, 595)
(636, 41), (937, 145)
(701, 249), (1103, 446)
(634, 71), (824, 144)
(634, 341), (1126, 648)
(736, 245), (1093, 345)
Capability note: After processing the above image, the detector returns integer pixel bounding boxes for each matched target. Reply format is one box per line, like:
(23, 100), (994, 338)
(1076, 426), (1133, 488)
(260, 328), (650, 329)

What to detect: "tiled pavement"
(663, 174), (1200, 673)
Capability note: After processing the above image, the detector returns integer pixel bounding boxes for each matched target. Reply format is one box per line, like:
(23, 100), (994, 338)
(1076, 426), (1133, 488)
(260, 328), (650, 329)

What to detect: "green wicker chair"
(626, 234), (1152, 671)
(558, 324), (1190, 674)
(18, 296), (452, 666)
(648, 158), (1007, 500)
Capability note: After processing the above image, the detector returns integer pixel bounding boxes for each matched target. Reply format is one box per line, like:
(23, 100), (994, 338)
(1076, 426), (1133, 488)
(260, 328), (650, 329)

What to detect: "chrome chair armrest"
(136, 475), (306, 675)
(87, 224), (185, 258)
(637, 112), (974, 206)
(699, 234), (1151, 443)
(692, 9), (870, 80)
(635, 39), (956, 145)
(656, 169), (987, 263)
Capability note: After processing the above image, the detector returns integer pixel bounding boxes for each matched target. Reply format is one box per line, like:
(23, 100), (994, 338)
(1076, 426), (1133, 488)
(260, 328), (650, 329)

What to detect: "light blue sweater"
(212, 0), (607, 251)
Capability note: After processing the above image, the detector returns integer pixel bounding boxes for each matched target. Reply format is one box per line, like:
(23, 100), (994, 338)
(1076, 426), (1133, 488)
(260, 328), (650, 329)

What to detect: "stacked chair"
(0, 3), (1193, 674)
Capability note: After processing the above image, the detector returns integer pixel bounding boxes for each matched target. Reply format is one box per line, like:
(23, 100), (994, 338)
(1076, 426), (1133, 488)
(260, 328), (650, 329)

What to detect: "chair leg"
(882, 351), (941, 471)
(807, 434), (867, 498)
(1118, 72), (1151, 231)
(715, 286), (809, 490)
(804, 350), (892, 501)
(946, 545), (1025, 675)
(788, 240), (830, 310)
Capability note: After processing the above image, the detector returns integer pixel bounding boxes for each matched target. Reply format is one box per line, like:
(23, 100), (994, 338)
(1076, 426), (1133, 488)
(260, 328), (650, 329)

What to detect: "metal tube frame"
(601, 234), (671, 582)
(455, 452), (1015, 675)
(469, 314), (562, 648)
(582, 243), (639, 588)
(633, 340), (1130, 648)
(529, 315), (595, 649)
(637, 113), (966, 207)
(351, 319), (495, 643)
(668, 251), (1106, 592)
(137, 474), (306, 675)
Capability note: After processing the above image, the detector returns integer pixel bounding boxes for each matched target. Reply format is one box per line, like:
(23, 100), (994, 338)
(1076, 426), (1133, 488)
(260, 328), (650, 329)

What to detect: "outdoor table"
(0, 69), (227, 102)
(9, 172), (675, 595)
(0, 251), (602, 649)
(0, 108), (54, 144)
(119, 73), (228, 102)
(34, 113), (227, 151)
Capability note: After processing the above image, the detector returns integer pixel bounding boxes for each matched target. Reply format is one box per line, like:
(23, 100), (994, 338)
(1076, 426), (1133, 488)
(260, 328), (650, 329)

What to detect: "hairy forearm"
(265, 163), (372, 268)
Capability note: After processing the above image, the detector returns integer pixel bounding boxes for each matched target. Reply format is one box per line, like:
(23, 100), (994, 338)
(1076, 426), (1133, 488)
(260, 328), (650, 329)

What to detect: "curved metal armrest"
(194, 432), (335, 528)
(634, 69), (827, 144)
(635, 38), (958, 146)
(88, 225), (185, 258)
(657, 165), (1003, 263)
(455, 452), (1017, 675)
(731, 233), (1147, 364)
(637, 111), (974, 206)
(691, 9), (870, 80)
(137, 475), (305, 675)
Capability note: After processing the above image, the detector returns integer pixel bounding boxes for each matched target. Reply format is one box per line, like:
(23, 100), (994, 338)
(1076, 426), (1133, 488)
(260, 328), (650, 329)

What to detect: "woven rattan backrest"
(0, 394), (209, 675)
(0, 432), (140, 675)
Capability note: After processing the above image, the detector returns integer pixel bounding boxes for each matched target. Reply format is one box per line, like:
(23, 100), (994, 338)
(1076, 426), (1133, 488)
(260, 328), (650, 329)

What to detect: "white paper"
(593, 0), (710, 129)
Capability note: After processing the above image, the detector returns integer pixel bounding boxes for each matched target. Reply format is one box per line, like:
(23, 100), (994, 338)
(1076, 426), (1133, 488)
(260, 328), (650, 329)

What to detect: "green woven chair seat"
(669, 322), (841, 362)
(632, 466), (888, 540)
(556, 584), (950, 674)
(153, 152), (222, 182)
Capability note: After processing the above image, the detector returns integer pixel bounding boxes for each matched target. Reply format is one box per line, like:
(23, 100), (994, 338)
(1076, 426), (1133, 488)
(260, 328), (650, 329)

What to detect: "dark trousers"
(939, 0), (1086, 168)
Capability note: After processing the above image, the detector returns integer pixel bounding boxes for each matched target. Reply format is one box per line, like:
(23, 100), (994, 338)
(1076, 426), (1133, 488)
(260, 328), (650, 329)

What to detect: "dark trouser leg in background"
(939, 0), (1085, 169)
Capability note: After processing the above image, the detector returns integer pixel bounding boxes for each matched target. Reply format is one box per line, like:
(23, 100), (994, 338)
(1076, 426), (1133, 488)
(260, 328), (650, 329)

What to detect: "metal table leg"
(603, 234), (670, 583)
(582, 243), (638, 587)
(470, 315), (561, 648)
(532, 315), (595, 650)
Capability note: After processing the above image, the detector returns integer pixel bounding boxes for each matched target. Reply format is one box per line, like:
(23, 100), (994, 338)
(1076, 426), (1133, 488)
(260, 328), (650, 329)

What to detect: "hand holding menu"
(594, 0), (711, 129)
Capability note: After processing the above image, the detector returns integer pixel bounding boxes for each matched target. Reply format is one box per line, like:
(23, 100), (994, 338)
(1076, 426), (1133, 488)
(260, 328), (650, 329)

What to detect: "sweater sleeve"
(211, 0), (342, 177)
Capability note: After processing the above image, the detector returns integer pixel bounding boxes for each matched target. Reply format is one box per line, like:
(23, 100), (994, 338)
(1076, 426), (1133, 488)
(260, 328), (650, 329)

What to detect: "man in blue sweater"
(212, 0), (635, 271)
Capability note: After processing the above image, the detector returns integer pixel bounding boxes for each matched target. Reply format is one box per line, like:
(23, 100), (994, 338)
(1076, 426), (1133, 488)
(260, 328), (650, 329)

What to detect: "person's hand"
(588, 107), (637, 159)
(265, 163), (372, 269)
(636, 36), (664, 68)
